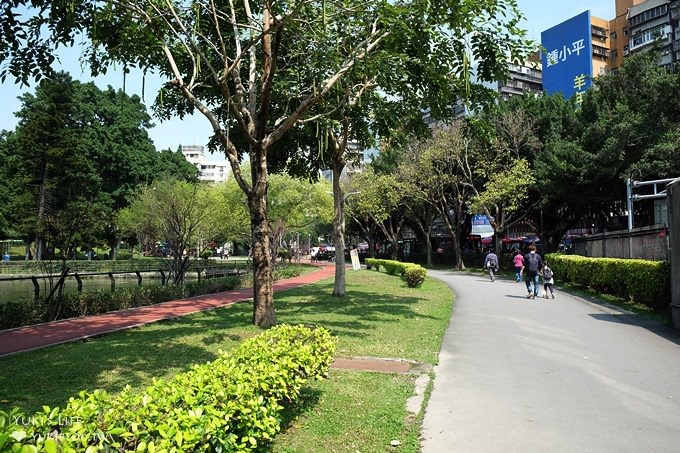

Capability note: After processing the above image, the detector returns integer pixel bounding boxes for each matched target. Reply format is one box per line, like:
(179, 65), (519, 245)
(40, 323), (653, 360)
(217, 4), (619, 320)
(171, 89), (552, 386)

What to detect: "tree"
(1, 0), (535, 327)
(498, 93), (585, 249)
(577, 51), (680, 228)
(345, 171), (382, 260)
(267, 174), (333, 262)
(118, 179), (213, 284)
(0, 131), (16, 238)
(4, 72), (192, 259)
(346, 168), (406, 260)
(8, 72), (82, 260)
(397, 123), (475, 269)
(520, 52), (680, 244)
(466, 106), (539, 253)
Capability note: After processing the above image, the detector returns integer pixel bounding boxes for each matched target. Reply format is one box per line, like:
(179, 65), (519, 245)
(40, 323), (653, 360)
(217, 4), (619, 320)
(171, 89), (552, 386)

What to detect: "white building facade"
(181, 145), (231, 184)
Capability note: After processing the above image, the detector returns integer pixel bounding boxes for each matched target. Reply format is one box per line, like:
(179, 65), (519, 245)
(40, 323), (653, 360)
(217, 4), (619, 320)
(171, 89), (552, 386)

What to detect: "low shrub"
(365, 258), (427, 288)
(274, 265), (303, 280)
(403, 265), (427, 288)
(0, 298), (38, 329)
(0, 324), (336, 452)
(546, 253), (671, 311)
(0, 275), (243, 329)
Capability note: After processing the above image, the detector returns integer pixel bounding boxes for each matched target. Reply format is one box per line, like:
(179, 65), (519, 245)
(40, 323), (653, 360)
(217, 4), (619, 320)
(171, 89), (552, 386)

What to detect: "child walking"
(542, 262), (555, 299)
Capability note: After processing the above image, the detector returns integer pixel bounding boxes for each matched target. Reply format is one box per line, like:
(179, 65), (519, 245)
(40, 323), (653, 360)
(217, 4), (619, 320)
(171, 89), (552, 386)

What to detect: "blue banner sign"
(541, 10), (593, 104)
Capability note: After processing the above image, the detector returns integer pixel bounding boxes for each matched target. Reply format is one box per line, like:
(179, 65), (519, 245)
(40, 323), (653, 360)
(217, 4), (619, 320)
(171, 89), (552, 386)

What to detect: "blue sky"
(0, 1), (615, 160)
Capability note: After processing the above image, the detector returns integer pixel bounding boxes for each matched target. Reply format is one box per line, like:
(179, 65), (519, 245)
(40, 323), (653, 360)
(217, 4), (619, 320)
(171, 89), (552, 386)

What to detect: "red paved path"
(0, 263), (336, 358)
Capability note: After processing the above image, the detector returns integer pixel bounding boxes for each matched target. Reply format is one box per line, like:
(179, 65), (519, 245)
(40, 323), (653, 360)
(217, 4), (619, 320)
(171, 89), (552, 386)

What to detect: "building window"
(610, 31), (617, 40)
(623, 28), (628, 36)
(629, 5), (668, 27)
(630, 25), (670, 50)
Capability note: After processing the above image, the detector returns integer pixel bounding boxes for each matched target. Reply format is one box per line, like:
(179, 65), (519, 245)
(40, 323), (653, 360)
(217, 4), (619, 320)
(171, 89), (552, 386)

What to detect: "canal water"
(0, 274), (172, 303)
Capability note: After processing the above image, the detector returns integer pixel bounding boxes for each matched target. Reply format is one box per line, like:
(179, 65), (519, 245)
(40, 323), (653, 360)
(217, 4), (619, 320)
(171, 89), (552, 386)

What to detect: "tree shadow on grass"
(0, 273), (447, 415)
(276, 288), (436, 333)
(259, 386), (323, 452)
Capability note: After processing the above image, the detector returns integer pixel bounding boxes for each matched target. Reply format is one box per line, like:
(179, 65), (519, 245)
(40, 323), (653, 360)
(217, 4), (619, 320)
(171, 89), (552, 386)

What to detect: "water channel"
(0, 274), (189, 303)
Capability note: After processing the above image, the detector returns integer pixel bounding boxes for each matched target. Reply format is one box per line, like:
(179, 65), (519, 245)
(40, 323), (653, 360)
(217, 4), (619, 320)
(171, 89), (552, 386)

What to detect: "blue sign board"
(471, 214), (494, 238)
(541, 10), (593, 104)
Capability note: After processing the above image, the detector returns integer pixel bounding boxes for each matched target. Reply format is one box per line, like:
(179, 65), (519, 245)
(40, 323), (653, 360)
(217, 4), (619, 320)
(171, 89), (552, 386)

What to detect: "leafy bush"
(546, 253), (671, 311)
(116, 251), (133, 260)
(0, 275), (243, 329)
(274, 265), (303, 280)
(0, 324), (336, 452)
(278, 248), (290, 261)
(403, 265), (427, 288)
(365, 258), (427, 287)
(0, 298), (38, 329)
(365, 258), (378, 271)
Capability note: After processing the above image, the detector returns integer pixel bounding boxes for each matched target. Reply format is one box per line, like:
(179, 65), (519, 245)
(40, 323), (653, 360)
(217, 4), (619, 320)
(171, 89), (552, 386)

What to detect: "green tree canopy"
(4, 72), (198, 255)
(1, 0), (535, 326)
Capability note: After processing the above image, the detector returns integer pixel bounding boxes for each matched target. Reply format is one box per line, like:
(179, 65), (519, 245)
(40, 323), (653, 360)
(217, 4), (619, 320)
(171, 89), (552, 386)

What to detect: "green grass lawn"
(0, 269), (453, 452)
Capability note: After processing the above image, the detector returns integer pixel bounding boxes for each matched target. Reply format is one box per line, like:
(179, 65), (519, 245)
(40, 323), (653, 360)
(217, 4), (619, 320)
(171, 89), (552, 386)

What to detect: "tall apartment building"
(547, 0), (680, 77)
(497, 56), (543, 100)
(181, 145), (230, 184)
(627, 0), (678, 68)
(609, 0), (647, 70)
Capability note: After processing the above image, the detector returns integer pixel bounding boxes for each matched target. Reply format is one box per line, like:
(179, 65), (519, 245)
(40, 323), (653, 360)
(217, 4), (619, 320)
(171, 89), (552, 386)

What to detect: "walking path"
(0, 262), (337, 358)
(421, 270), (680, 453)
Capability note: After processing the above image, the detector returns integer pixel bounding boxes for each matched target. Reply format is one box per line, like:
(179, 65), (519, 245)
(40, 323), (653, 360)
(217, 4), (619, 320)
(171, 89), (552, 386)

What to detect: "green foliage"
(402, 265), (427, 288)
(0, 276), (242, 330)
(0, 324), (336, 452)
(0, 298), (42, 330)
(364, 258), (427, 288)
(1, 0), (536, 327)
(273, 266), (304, 281)
(118, 179), (214, 284)
(546, 253), (671, 311)
(3, 73), (195, 258)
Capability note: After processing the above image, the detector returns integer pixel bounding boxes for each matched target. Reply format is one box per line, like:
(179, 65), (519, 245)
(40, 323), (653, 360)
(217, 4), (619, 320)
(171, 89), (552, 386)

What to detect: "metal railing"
(0, 261), (250, 302)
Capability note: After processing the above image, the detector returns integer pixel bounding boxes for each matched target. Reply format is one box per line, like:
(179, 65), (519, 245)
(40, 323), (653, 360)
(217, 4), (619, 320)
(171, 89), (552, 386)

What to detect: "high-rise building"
(497, 56), (543, 101)
(608, 0), (647, 71)
(598, 0), (679, 72)
(181, 145), (230, 184)
(627, 0), (676, 68)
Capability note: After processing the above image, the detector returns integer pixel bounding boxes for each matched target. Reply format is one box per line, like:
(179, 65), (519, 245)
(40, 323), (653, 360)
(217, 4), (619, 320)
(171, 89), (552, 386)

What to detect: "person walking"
(542, 262), (555, 299)
(512, 249), (524, 282)
(522, 245), (543, 299)
(483, 249), (499, 282)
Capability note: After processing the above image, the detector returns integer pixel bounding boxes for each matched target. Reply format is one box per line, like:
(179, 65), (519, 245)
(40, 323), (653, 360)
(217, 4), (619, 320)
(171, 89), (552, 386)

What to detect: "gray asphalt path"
(421, 270), (680, 453)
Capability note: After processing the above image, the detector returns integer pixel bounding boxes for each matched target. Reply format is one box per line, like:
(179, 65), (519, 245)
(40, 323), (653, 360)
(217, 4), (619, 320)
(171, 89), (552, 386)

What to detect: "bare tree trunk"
(249, 148), (275, 327)
(332, 164), (347, 297)
(454, 203), (466, 270)
(250, 195), (275, 326)
(35, 165), (49, 261)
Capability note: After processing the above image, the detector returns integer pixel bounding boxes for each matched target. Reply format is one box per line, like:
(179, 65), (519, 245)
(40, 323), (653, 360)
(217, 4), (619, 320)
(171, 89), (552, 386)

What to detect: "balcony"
(592, 45), (610, 58)
(591, 26), (608, 38)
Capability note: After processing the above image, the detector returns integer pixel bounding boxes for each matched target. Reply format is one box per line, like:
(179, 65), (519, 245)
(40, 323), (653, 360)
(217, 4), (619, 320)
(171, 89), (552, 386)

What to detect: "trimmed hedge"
(0, 324), (336, 452)
(545, 253), (671, 311)
(365, 258), (427, 288)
